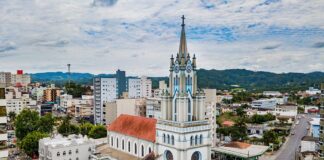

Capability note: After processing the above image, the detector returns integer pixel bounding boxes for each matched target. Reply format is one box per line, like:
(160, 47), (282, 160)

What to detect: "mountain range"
(30, 69), (324, 92)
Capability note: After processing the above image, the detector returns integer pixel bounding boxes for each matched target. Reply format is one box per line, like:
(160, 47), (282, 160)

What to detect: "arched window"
(190, 136), (194, 146)
(111, 137), (114, 147)
(128, 141), (131, 152)
(63, 151), (66, 156)
(149, 147), (152, 153)
(117, 138), (119, 148)
(141, 145), (144, 157)
(163, 134), (166, 143)
(122, 139), (125, 150)
(134, 143), (137, 155)
(57, 152), (60, 157)
(171, 135), (174, 145)
(76, 149), (79, 154)
(200, 134), (203, 144)
(195, 135), (198, 145)
(69, 150), (72, 155)
(88, 147), (91, 152)
(167, 134), (170, 144)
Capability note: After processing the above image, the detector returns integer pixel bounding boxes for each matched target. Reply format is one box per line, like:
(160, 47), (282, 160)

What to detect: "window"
(57, 152), (60, 157)
(195, 135), (198, 145)
(69, 150), (72, 155)
(76, 149), (79, 154)
(117, 138), (119, 148)
(88, 147), (91, 152)
(141, 145), (144, 157)
(171, 135), (174, 145)
(76, 158), (79, 160)
(163, 134), (166, 143)
(111, 137), (114, 147)
(149, 147), (152, 153)
(190, 136), (194, 146)
(134, 143), (137, 154)
(122, 139), (125, 150)
(128, 141), (131, 152)
(200, 134), (203, 144)
(167, 134), (170, 144)
(63, 151), (66, 156)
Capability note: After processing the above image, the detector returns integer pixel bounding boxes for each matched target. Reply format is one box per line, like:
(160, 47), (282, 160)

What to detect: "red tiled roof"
(107, 114), (157, 142)
(224, 141), (251, 149)
(222, 120), (235, 127)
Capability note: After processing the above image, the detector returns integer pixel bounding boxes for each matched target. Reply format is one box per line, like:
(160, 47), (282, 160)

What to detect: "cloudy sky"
(0, 0), (323, 76)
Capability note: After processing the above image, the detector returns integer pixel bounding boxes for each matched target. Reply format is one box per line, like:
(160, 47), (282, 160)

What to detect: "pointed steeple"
(178, 15), (188, 61)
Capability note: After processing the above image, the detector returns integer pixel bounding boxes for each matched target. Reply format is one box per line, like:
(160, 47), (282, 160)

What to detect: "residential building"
(59, 94), (73, 109)
(11, 70), (31, 87)
(146, 98), (161, 118)
(310, 118), (320, 138)
(275, 104), (298, 118)
(300, 136), (317, 153)
(116, 69), (126, 98)
(128, 76), (152, 99)
(104, 102), (117, 125)
(39, 134), (95, 160)
(216, 95), (233, 103)
(306, 87), (321, 95)
(93, 77), (117, 124)
(116, 98), (146, 118)
(203, 89), (217, 147)
(0, 72), (11, 87)
(5, 97), (37, 115)
(251, 99), (277, 110)
(43, 86), (61, 103)
(319, 83), (324, 158)
(106, 16), (211, 160)
(39, 102), (55, 116)
(30, 86), (46, 102)
(0, 87), (8, 159)
(263, 91), (282, 97)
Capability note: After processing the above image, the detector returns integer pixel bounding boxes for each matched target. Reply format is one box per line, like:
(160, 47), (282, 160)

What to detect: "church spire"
(178, 15), (188, 62)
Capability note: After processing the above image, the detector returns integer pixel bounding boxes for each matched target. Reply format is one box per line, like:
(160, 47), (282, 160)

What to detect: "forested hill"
(30, 69), (324, 92)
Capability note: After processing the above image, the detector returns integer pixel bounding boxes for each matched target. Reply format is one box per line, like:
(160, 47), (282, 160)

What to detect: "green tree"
(38, 113), (55, 133)
(15, 109), (40, 140)
(80, 122), (94, 136)
(58, 116), (80, 136)
(231, 117), (248, 141)
(20, 131), (48, 157)
(235, 107), (246, 117)
(263, 130), (279, 145)
(8, 111), (16, 122)
(88, 125), (107, 139)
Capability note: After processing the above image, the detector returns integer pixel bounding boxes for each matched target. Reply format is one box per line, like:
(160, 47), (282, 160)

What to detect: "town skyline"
(1, 0), (323, 76)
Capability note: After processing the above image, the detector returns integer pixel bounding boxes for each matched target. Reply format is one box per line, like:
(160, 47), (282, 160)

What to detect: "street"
(260, 114), (314, 160)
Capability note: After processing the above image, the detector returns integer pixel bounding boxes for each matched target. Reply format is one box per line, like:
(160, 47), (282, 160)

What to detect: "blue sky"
(0, 0), (323, 76)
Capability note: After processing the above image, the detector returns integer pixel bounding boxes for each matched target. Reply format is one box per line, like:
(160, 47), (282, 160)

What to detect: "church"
(107, 16), (211, 160)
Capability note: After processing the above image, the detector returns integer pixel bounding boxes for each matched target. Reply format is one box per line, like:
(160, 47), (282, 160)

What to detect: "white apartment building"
(203, 89), (218, 147)
(306, 87), (321, 95)
(128, 76), (152, 99)
(39, 134), (95, 160)
(6, 98), (37, 115)
(31, 86), (46, 102)
(59, 94), (73, 108)
(11, 70), (31, 87)
(251, 99), (277, 110)
(146, 98), (161, 118)
(93, 77), (117, 124)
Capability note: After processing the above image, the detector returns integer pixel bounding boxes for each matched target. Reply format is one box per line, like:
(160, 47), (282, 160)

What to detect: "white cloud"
(0, 0), (323, 76)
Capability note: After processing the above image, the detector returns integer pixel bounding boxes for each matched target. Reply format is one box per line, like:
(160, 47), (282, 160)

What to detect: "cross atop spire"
(178, 15), (188, 64)
(181, 15), (185, 27)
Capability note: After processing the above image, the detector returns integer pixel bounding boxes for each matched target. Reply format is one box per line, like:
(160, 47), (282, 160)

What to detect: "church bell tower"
(156, 15), (211, 160)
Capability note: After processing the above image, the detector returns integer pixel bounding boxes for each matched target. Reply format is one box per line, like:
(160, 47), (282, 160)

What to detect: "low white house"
(300, 136), (317, 153)
(251, 99), (277, 110)
(39, 134), (95, 160)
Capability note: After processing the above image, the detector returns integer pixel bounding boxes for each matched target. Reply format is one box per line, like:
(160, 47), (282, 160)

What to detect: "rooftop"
(212, 142), (269, 158)
(301, 136), (318, 142)
(107, 114), (157, 142)
(40, 134), (94, 148)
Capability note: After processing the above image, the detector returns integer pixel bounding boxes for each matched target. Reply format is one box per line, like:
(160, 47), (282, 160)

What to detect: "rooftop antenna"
(67, 64), (71, 88)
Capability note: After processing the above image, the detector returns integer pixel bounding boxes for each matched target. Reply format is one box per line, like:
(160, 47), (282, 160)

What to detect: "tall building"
(116, 69), (126, 98)
(43, 88), (61, 102)
(156, 15), (210, 160)
(320, 83), (324, 158)
(0, 72), (11, 87)
(11, 70), (31, 87)
(128, 76), (152, 99)
(0, 87), (8, 159)
(93, 77), (117, 124)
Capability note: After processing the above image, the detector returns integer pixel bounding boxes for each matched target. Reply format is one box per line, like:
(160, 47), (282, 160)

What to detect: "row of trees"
(14, 109), (107, 157)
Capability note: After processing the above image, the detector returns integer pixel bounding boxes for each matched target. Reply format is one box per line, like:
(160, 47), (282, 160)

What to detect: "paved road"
(275, 115), (308, 160)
